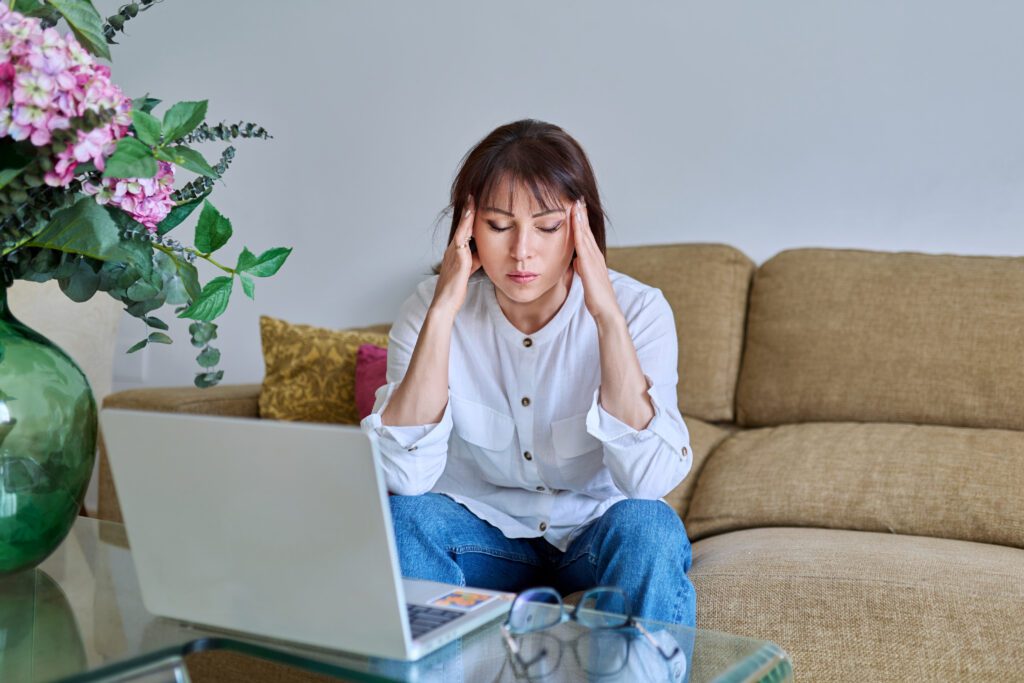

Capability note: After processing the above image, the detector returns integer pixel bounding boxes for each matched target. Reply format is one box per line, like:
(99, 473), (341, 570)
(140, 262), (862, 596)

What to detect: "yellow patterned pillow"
(258, 315), (389, 425)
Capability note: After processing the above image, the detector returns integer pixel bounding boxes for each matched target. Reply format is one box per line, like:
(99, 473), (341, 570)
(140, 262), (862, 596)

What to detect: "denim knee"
(389, 493), (451, 538)
(602, 499), (692, 567)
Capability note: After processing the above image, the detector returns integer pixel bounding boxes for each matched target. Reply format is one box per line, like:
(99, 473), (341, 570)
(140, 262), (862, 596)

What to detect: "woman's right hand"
(430, 195), (482, 317)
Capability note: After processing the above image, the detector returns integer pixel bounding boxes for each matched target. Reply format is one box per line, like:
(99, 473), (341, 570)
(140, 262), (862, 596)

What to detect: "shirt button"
(521, 397), (531, 407)
(681, 446), (688, 456)
(523, 451), (533, 461)
(523, 337), (533, 348)
(408, 445), (418, 452)
(536, 486), (545, 492)
(539, 522), (548, 532)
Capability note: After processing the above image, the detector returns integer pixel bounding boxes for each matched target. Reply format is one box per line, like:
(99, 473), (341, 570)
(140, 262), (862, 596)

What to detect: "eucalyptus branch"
(177, 121), (272, 145)
(0, 180), (85, 255)
(102, 0), (166, 44)
(169, 146), (235, 203)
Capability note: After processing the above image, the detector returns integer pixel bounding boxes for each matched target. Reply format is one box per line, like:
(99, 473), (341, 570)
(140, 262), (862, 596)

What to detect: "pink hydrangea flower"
(0, 5), (132, 185)
(83, 160), (176, 232)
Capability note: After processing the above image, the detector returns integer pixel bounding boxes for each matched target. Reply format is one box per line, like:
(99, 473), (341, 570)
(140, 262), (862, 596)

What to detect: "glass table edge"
(709, 642), (794, 683)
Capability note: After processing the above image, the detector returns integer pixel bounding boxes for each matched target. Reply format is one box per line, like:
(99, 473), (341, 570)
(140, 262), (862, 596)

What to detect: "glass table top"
(0, 517), (792, 682)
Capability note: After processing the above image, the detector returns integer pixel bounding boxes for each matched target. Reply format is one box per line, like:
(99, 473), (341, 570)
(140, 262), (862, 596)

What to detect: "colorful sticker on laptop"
(430, 590), (495, 610)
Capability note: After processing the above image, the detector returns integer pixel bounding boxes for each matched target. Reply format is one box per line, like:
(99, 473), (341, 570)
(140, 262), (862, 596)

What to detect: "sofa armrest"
(97, 383), (262, 523)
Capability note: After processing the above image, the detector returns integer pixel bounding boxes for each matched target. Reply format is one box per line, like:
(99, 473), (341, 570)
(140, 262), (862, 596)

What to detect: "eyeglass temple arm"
(632, 618), (682, 660)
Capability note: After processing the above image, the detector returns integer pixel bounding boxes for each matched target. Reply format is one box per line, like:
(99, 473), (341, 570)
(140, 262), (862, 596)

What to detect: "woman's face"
(473, 180), (575, 311)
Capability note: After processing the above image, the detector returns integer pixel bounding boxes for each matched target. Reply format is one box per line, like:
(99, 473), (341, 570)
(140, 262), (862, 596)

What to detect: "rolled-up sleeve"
(358, 277), (453, 496)
(584, 289), (692, 499)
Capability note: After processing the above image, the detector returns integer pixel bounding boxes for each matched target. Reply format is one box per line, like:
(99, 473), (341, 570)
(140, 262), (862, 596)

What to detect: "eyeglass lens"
(508, 587), (563, 634)
(576, 588), (631, 628)
(577, 629), (632, 676)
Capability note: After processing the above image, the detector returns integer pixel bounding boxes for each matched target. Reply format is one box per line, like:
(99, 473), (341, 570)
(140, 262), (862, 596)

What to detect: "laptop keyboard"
(406, 604), (463, 639)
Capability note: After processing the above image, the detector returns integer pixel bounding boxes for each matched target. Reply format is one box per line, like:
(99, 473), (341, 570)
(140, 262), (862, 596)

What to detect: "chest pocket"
(450, 395), (518, 486)
(550, 412), (604, 482)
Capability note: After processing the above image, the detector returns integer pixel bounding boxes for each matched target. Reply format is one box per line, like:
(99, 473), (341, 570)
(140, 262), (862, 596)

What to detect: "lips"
(507, 272), (539, 284)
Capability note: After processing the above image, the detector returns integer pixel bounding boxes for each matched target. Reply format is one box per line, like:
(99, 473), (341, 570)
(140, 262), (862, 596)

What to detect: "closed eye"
(487, 221), (563, 234)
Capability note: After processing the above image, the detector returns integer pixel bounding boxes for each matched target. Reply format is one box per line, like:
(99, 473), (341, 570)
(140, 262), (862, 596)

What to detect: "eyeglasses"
(500, 586), (681, 678)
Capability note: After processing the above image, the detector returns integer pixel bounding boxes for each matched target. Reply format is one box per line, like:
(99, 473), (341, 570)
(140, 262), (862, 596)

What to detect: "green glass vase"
(0, 282), (96, 575)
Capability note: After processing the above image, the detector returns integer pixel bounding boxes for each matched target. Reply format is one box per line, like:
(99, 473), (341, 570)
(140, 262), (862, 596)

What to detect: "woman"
(360, 119), (696, 627)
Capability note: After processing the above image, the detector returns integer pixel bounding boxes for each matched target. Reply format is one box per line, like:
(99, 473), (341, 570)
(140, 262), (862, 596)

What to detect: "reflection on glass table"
(1, 517), (792, 682)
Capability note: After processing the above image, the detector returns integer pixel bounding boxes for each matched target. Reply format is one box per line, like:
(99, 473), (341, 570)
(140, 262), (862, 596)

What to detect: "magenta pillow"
(355, 343), (389, 420)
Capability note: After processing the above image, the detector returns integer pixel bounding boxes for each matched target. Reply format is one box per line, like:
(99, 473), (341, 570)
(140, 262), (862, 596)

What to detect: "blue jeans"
(388, 493), (696, 628)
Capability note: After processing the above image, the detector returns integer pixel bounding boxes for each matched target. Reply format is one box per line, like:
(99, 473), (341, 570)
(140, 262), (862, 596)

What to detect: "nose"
(512, 227), (533, 264)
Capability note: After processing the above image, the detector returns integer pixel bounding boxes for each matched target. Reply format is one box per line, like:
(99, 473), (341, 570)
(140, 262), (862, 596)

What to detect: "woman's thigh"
(389, 493), (548, 592)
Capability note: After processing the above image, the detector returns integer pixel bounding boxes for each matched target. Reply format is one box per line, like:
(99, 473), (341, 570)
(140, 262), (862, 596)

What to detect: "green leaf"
(127, 339), (148, 354)
(131, 110), (162, 146)
(0, 139), (33, 191)
(125, 295), (164, 317)
(57, 257), (100, 302)
(155, 145), (218, 179)
(102, 137), (157, 179)
(237, 246), (292, 278)
(13, 0), (45, 12)
(178, 261), (202, 302)
(196, 346), (220, 368)
(147, 332), (172, 345)
(156, 197), (205, 235)
(236, 247), (256, 271)
(177, 276), (232, 321)
(126, 279), (159, 302)
(189, 321), (217, 346)
(143, 316), (169, 330)
(194, 369), (224, 389)
(151, 249), (200, 306)
(239, 272), (255, 300)
(26, 199), (151, 272)
(162, 100), (208, 141)
(132, 95), (161, 114)
(194, 201), (232, 254)
(44, 0), (110, 61)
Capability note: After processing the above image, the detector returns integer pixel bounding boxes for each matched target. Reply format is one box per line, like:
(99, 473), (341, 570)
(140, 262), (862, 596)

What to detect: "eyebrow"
(484, 206), (564, 218)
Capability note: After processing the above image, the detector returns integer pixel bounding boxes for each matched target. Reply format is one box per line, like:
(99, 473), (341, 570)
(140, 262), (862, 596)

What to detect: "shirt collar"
(484, 269), (583, 347)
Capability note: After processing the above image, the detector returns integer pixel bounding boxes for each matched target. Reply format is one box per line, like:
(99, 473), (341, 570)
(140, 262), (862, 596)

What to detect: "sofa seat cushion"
(691, 527), (1024, 681)
(736, 248), (1024, 430)
(607, 244), (755, 423)
(685, 421), (1024, 549)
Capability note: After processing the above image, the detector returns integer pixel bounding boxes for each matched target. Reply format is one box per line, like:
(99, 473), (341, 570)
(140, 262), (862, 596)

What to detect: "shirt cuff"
(359, 381), (453, 452)
(585, 374), (686, 453)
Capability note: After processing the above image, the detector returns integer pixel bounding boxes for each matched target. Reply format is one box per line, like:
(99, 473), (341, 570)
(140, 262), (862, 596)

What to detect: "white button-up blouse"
(359, 268), (692, 552)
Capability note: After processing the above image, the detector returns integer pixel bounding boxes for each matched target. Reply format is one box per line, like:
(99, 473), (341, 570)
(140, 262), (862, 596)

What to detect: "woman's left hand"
(571, 199), (622, 324)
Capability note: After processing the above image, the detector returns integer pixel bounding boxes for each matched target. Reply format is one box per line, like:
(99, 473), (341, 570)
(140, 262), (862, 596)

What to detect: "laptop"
(99, 408), (514, 661)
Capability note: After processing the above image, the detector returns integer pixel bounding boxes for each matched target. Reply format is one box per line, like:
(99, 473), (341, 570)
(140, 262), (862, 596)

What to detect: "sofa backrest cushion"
(735, 248), (1024, 430)
(685, 421), (1024, 549)
(607, 243), (754, 423)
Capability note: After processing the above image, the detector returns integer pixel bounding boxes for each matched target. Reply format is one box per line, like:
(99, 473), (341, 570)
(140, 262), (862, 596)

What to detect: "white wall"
(99, 0), (1024, 391)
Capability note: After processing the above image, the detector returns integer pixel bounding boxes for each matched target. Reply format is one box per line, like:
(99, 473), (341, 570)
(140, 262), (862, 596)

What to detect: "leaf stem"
(152, 242), (233, 275)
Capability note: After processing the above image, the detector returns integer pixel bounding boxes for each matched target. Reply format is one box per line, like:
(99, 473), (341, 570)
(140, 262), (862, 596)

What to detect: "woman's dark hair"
(432, 119), (607, 274)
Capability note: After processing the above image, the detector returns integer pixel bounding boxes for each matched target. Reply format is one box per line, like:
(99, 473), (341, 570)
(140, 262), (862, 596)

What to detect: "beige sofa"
(97, 244), (1024, 681)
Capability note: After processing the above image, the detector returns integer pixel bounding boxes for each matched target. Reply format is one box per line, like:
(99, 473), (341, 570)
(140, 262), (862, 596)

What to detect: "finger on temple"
(456, 197), (474, 240)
